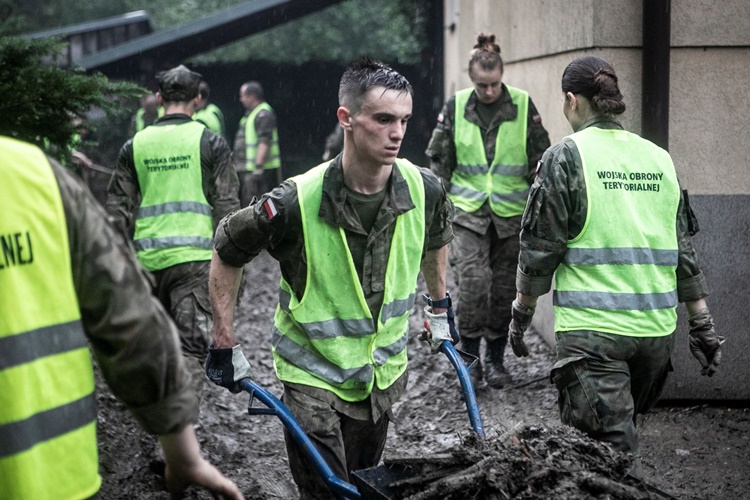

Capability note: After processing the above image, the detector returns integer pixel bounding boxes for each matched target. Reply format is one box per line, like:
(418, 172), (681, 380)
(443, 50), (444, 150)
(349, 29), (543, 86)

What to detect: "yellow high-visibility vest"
(0, 137), (99, 499)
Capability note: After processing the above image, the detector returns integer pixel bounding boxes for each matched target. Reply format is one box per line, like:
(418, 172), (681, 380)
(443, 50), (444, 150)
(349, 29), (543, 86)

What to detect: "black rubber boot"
(460, 337), (483, 388)
(485, 336), (512, 388)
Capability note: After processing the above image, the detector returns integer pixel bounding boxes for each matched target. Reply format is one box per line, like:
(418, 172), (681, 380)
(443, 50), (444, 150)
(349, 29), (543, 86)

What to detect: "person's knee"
(553, 356), (637, 452)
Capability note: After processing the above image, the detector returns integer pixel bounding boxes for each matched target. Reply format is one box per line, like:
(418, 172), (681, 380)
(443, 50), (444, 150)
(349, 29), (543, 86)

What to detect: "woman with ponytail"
(426, 33), (550, 389)
(507, 56), (723, 472)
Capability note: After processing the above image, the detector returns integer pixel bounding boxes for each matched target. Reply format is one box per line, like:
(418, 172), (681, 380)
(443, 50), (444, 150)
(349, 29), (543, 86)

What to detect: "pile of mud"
(361, 424), (671, 500)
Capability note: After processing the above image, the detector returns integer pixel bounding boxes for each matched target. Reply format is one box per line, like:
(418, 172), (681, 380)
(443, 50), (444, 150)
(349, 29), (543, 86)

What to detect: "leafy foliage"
(189, 0), (428, 65)
(0, 35), (144, 160)
(7, 0), (428, 66)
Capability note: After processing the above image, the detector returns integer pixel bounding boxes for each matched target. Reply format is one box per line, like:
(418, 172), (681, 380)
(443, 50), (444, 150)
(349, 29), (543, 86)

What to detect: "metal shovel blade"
(351, 463), (415, 500)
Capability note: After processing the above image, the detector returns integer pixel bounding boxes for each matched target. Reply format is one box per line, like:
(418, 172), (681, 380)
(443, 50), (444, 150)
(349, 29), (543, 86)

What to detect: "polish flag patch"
(264, 199), (278, 219)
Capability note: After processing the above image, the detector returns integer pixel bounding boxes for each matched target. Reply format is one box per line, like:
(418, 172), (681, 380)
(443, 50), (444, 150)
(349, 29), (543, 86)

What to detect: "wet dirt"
(96, 252), (750, 499)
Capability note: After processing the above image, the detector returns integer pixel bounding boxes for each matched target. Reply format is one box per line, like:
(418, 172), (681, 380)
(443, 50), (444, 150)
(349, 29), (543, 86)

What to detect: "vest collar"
(579, 116), (624, 131)
(318, 157), (416, 233)
(464, 83), (518, 129)
(154, 113), (193, 126)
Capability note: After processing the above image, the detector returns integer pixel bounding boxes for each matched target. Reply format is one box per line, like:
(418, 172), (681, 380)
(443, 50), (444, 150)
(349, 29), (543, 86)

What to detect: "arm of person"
(105, 140), (139, 237)
(209, 249), (243, 348)
(253, 111), (276, 170)
(421, 244), (449, 314)
(203, 130), (241, 228)
(54, 159), (243, 498)
(524, 97), (551, 183)
(425, 98), (456, 188)
(517, 140), (582, 298)
(159, 424), (244, 499)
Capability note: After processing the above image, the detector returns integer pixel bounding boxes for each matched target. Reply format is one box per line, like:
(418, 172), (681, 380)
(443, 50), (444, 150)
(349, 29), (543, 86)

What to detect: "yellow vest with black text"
(553, 127), (681, 336)
(272, 160), (425, 401)
(450, 86), (529, 217)
(0, 137), (99, 499)
(242, 102), (281, 171)
(133, 120), (214, 271)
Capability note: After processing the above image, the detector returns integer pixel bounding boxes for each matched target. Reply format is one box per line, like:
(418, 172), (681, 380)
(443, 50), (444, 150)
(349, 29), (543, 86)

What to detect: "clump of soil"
(375, 424), (666, 500)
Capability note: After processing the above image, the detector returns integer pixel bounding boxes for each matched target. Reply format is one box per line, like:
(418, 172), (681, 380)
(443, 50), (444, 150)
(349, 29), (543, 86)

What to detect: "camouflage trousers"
(450, 224), (519, 340)
(152, 261), (213, 400)
(282, 386), (389, 500)
(552, 330), (674, 454)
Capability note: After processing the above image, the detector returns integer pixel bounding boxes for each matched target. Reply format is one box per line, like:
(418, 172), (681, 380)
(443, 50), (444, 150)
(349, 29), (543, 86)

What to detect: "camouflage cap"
(155, 65), (202, 102)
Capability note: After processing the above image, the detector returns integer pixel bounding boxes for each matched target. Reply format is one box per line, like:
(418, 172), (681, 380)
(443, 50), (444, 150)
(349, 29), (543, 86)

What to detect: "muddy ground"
(97, 252), (749, 499)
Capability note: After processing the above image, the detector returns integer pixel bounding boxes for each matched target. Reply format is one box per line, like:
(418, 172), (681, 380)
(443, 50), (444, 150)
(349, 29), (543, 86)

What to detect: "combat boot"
(460, 337), (483, 388)
(485, 337), (512, 388)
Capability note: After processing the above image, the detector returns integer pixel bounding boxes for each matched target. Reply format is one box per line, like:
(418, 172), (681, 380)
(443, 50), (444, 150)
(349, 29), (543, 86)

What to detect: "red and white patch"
(263, 199), (278, 219)
(535, 160), (542, 174)
(437, 112), (444, 123)
(532, 114), (542, 124)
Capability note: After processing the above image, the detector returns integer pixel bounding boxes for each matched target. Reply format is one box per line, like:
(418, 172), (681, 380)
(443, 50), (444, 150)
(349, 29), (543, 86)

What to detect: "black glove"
(205, 345), (253, 393)
(508, 299), (536, 357)
(688, 308), (724, 377)
(421, 293), (460, 352)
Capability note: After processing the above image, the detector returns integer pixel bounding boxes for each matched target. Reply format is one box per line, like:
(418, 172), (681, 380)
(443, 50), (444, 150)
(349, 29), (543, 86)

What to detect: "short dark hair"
(338, 57), (412, 114)
(241, 81), (264, 101)
(562, 56), (626, 115)
(199, 81), (210, 100)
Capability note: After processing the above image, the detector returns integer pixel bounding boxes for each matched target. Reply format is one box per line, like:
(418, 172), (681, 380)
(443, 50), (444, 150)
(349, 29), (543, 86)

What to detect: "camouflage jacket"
(425, 84), (551, 237)
(107, 114), (240, 235)
(215, 156), (454, 421)
(517, 118), (709, 302)
(54, 158), (198, 434)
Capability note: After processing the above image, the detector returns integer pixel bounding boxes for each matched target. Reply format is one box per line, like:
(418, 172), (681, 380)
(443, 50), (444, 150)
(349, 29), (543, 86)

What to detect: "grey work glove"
(205, 345), (253, 393)
(688, 308), (724, 377)
(422, 307), (457, 353)
(509, 299), (536, 357)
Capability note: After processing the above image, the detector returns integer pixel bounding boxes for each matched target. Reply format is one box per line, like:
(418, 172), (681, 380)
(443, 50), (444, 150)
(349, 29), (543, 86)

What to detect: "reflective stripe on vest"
(133, 120), (214, 271)
(244, 102), (281, 171)
(450, 86), (530, 217)
(0, 137), (100, 499)
(272, 160), (425, 401)
(553, 127), (681, 337)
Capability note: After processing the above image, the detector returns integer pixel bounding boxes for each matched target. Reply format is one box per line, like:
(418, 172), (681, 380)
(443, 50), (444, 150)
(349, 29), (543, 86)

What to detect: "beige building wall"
(442, 0), (750, 399)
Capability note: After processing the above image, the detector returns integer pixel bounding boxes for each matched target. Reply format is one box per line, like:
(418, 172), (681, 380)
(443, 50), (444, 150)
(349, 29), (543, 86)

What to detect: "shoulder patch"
(437, 113), (444, 123)
(532, 114), (542, 124)
(263, 199), (278, 219)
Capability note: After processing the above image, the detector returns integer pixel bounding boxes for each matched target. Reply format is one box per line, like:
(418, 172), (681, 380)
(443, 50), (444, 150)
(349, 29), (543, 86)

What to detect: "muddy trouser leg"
(282, 387), (389, 500)
(484, 230), (520, 386)
(451, 225), (491, 382)
(553, 330), (641, 454)
(169, 262), (213, 407)
(627, 334), (675, 477)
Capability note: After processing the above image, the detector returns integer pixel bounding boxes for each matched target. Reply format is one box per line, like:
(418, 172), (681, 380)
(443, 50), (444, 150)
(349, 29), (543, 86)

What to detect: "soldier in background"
(234, 81), (282, 207)
(426, 33), (550, 389)
(107, 65), (239, 399)
(194, 80), (227, 139)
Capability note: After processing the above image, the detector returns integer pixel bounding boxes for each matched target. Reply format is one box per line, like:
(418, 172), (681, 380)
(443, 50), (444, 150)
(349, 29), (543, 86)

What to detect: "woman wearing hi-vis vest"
(507, 56), (724, 473)
(426, 33), (550, 389)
